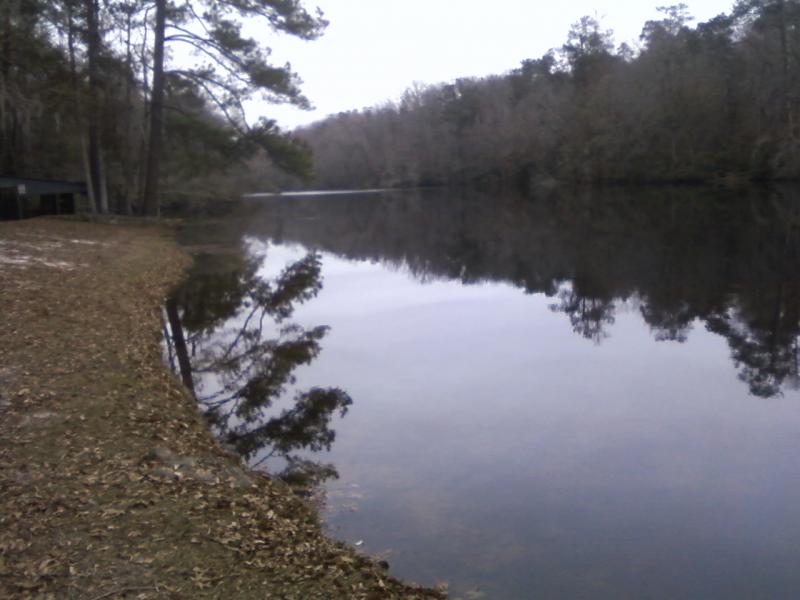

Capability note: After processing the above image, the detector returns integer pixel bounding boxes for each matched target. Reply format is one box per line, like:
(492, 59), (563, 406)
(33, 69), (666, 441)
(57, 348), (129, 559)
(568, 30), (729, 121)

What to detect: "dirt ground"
(0, 218), (443, 600)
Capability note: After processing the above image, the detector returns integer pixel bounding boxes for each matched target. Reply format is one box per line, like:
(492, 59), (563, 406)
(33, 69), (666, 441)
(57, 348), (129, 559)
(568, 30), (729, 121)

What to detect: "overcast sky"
(248, 0), (736, 130)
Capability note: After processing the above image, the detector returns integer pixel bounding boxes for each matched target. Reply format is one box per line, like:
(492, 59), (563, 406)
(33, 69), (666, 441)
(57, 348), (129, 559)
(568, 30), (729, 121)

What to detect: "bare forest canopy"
(292, 1), (800, 191)
(0, 0), (325, 215)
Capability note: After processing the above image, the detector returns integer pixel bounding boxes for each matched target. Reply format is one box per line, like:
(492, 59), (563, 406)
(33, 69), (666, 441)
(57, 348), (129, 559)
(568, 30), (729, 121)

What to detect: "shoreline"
(0, 217), (442, 599)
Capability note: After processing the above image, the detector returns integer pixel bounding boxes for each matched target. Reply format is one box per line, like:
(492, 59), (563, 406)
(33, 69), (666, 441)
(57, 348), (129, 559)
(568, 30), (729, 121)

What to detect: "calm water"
(166, 186), (800, 600)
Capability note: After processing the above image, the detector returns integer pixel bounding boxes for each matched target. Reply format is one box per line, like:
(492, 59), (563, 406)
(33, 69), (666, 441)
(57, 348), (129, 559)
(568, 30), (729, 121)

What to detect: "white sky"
(246, 0), (736, 130)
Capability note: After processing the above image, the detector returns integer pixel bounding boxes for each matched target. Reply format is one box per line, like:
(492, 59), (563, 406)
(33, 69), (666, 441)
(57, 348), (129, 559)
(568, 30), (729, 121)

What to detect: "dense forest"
(0, 0), (322, 215)
(297, 1), (800, 190)
(4, 1), (800, 204)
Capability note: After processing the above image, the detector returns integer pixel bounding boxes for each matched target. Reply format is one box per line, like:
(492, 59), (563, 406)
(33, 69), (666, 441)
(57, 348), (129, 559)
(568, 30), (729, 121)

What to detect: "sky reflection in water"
(169, 187), (800, 600)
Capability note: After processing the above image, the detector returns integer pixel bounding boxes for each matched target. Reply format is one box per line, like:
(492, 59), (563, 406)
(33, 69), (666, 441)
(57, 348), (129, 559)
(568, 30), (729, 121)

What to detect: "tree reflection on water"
(240, 184), (800, 399)
(165, 245), (352, 489)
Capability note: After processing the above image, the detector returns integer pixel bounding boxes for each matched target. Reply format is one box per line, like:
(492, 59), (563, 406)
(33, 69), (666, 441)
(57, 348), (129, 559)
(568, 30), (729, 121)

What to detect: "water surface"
(166, 186), (800, 600)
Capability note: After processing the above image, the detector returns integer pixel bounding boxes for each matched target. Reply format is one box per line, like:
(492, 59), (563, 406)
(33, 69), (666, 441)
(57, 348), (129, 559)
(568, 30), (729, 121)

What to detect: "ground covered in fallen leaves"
(0, 218), (443, 600)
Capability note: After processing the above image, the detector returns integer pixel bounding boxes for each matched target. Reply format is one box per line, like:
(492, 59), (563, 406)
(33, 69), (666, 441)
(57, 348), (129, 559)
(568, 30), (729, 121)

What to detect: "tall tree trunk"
(82, 136), (97, 213)
(1, 0), (16, 174)
(142, 0), (166, 218)
(137, 12), (151, 214)
(777, 0), (791, 131)
(98, 145), (109, 212)
(122, 7), (136, 215)
(86, 0), (108, 213)
(67, 1), (96, 214)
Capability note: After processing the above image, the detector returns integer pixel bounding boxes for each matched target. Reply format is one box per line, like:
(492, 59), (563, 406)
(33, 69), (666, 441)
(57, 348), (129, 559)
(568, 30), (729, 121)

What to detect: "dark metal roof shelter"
(0, 176), (87, 220)
(0, 177), (87, 196)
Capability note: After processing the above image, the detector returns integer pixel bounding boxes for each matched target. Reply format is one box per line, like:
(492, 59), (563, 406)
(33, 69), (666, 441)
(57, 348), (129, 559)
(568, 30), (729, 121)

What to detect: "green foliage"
(0, 0), (82, 177)
(1, 0), (324, 211)
(166, 0), (326, 125)
(244, 118), (314, 179)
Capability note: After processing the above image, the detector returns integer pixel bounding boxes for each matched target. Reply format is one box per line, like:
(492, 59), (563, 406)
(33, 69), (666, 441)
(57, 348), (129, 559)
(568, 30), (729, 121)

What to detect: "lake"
(165, 185), (800, 600)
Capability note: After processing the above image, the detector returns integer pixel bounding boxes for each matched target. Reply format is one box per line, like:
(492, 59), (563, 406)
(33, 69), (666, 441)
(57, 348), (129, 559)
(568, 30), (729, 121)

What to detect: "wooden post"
(14, 188), (22, 220)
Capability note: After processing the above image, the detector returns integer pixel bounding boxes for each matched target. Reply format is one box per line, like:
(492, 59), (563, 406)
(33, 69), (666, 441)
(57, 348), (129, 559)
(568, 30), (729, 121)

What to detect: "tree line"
(0, 0), (323, 215)
(298, 1), (800, 191)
